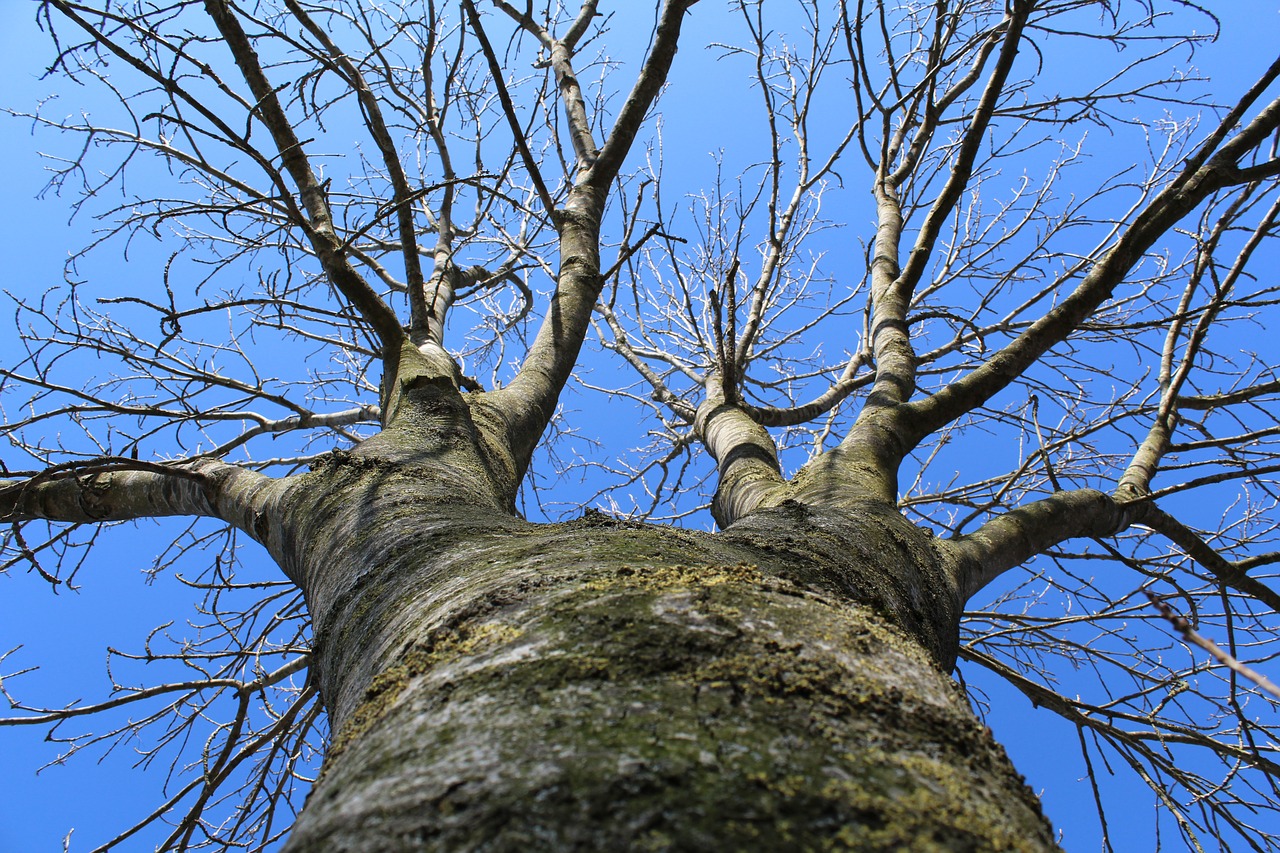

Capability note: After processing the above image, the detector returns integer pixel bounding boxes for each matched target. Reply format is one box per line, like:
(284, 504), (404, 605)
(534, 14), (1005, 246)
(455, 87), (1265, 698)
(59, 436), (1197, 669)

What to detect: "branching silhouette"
(3, 0), (1279, 849)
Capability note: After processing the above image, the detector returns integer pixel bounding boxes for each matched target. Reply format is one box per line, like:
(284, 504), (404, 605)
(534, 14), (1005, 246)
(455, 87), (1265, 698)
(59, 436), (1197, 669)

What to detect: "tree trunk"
(265, 430), (1058, 851)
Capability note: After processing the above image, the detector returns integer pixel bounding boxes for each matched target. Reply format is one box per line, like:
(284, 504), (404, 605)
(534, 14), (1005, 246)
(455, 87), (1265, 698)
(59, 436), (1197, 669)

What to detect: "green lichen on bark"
(323, 620), (525, 774)
(287, 542), (1055, 852)
(270, 437), (1049, 851)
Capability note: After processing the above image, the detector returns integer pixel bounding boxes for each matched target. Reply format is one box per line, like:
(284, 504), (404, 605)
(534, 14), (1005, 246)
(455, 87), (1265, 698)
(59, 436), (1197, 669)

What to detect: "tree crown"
(3, 0), (1280, 849)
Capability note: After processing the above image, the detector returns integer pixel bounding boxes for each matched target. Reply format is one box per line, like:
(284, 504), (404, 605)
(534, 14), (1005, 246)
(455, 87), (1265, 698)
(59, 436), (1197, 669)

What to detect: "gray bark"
(255, 392), (1058, 851)
(0, 361), (1071, 851)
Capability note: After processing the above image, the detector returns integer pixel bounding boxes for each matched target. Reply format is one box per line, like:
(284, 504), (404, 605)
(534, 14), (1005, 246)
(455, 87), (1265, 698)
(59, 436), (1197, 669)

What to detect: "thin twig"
(1146, 591), (1280, 701)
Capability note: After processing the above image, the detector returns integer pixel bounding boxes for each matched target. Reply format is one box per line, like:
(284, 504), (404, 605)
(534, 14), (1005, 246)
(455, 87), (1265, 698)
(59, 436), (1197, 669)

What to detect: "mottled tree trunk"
(260, 391), (1058, 851)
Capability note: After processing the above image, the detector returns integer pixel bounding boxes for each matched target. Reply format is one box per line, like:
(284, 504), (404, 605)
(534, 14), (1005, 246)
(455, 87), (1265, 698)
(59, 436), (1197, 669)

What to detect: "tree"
(3, 0), (1279, 848)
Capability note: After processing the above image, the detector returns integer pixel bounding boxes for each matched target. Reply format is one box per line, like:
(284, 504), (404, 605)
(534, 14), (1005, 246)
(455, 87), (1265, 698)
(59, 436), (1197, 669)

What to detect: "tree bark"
(263, 401), (1057, 851)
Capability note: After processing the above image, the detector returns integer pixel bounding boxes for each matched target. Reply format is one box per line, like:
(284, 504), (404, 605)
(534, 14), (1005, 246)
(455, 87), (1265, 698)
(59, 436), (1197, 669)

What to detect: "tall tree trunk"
(264, 406), (1057, 851)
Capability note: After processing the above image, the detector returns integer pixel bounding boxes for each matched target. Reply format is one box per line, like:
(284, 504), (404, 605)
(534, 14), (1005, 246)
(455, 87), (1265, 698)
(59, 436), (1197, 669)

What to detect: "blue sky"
(2, 2), (1279, 850)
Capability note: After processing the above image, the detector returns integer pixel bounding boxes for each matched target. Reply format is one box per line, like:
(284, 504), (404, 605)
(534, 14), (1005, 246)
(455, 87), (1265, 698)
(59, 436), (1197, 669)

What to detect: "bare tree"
(3, 0), (1280, 849)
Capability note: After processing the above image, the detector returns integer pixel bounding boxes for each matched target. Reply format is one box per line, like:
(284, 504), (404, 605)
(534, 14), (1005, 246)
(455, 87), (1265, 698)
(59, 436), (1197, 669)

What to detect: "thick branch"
(544, 11), (600, 172)
(951, 486), (1280, 612)
(949, 489), (1129, 601)
(744, 355), (871, 428)
(484, 0), (698, 481)
(694, 374), (786, 528)
(860, 179), (914, 411)
(1179, 379), (1280, 410)
(585, 0), (699, 189)
(855, 3), (1033, 419)
(893, 1), (1031, 299)
(1121, 189), (1280, 496)
(1141, 505), (1280, 612)
(2, 459), (285, 550)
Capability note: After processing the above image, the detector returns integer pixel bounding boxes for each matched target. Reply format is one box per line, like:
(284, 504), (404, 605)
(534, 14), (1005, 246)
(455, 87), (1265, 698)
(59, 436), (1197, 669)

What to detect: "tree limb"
(202, 0), (403, 353)
(1, 458), (287, 557)
(484, 0), (699, 481)
(694, 373), (786, 528)
(901, 84), (1280, 453)
(281, 0), (430, 337)
(948, 488), (1130, 601)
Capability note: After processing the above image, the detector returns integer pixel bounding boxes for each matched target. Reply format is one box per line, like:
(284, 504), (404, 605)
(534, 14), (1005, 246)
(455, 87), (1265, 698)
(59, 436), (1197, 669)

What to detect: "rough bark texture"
(263, 392), (1058, 851)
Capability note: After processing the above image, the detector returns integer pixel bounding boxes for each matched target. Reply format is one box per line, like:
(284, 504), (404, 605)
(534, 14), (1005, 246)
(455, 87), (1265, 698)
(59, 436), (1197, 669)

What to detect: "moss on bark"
(277, 483), (1055, 851)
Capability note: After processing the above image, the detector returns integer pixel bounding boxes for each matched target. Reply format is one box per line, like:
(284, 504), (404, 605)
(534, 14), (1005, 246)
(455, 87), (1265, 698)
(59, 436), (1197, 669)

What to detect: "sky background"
(2, 2), (1279, 851)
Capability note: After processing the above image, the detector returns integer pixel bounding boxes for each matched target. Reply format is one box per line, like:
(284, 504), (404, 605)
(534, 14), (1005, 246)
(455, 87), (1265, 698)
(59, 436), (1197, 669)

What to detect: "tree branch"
(901, 85), (1280, 453)
(1140, 505), (1280, 612)
(461, 0), (558, 218)
(202, 0), (403, 354)
(1146, 592), (1280, 699)
(892, 0), (1031, 302)
(695, 374), (786, 528)
(281, 0), (430, 337)
(1, 458), (286, 554)
(949, 489), (1130, 601)
(586, 0), (699, 190)
(482, 0), (699, 482)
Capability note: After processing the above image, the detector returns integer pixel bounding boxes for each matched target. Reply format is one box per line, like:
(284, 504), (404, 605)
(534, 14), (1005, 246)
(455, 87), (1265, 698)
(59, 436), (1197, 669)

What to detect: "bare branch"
(1146, 592), (1280, 700)
(200, 0), (403, 353)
